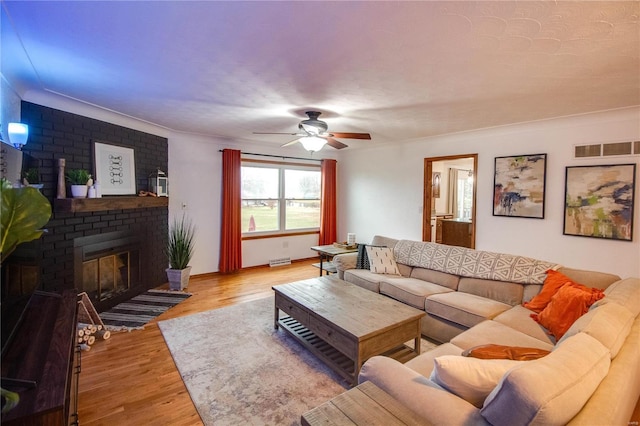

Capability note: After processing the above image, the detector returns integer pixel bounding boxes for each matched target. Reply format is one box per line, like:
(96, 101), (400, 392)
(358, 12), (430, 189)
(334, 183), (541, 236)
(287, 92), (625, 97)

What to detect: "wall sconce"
(299, 136), (327, 152)
(8, 123), (29, 150)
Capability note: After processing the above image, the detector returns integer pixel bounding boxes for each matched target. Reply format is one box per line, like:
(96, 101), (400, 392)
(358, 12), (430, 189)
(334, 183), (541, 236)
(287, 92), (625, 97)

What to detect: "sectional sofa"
(332, 236), (640, 425)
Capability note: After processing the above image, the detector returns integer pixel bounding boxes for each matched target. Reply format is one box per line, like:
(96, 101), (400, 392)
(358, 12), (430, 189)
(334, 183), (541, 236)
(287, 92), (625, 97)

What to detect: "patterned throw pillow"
(366, 246), (400, 275)
(355, 244), (370, 269)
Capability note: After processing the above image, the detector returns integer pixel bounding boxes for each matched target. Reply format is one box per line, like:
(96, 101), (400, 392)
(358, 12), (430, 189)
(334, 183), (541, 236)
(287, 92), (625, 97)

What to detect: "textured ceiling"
(2, 1), (639, 151)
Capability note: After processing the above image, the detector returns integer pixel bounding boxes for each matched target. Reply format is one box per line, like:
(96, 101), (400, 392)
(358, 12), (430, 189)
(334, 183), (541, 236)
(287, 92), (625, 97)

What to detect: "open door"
(423, 154), (478, 248)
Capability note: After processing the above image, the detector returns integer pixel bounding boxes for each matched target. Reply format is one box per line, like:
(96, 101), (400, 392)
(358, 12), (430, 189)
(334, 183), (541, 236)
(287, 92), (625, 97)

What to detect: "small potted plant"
(65, 169), (92, 198)
(22, 168), (43, 190)
(165, 215), (196, 291)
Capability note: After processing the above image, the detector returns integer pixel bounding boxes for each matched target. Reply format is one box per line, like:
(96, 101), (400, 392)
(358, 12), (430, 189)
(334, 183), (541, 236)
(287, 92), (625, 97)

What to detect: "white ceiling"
(2, 1), (639, 151)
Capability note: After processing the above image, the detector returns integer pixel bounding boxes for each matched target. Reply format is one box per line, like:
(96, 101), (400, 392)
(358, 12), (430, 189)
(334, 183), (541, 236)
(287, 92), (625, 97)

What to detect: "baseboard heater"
(269, 257), (291, 267)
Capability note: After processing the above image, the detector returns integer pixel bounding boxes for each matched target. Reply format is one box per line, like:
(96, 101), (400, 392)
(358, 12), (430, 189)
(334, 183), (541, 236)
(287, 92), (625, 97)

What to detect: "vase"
(70, 184), (88, 198)
(166, 266), (192, 291)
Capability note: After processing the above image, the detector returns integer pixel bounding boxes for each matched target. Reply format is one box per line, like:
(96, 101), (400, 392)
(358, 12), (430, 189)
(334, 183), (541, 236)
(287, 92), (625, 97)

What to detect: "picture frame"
(93, 141), (136, 195)
(493, 153), (547, 219)
(564, 163), (636, 241)
(432, 172), (441, 198)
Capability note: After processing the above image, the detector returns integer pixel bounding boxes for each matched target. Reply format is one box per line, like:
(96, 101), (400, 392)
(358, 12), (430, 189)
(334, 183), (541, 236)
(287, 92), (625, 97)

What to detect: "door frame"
(422, 154), (478, 248)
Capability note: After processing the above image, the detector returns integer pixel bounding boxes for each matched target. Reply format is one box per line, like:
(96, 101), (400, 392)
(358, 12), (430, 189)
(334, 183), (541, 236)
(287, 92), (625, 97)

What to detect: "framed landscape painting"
(93, 141), (136, 195)
(493, 154), (547, 219)
(564, 164), (636, 241)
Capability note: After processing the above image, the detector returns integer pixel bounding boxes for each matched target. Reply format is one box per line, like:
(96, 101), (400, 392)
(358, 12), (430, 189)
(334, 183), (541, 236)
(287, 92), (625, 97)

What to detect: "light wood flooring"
(78, 259), (640, 425)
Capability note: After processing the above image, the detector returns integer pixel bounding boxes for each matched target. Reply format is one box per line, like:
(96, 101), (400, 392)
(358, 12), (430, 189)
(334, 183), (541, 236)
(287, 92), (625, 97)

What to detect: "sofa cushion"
(405, 342), (463, 377)
(410, 267), (460, 290)
(481, 333), (610, 426)
(532, 282), (604, 340)
(558, 302), (634, 359)
(451, 320), (555, 351)
(366, 246), (401, 275)
(380, 278), (453, 310)
(458, 277), (524, 306)
(593, 277), (640, 316)
(493, 305), (556, 345)
(425, 292), (512, 328)
(430, 356), (523, 408)
(343, 269), (384, 293)
(557, 266), (621, 290)
(370, 235), (399, 249)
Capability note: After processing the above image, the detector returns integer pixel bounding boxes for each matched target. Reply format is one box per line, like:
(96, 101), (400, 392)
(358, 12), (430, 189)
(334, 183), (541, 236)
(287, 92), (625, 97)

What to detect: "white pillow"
(481, 333), (610, 426)
(429, 355), (522, 407)
(366, 246), (400, 275)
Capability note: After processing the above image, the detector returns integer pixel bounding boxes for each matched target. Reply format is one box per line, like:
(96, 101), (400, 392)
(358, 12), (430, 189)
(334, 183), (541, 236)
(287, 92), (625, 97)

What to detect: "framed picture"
(564, 164), (636, 241)
(493, 153), (547, 219)
(93, 141), (136, 195)
(432, 172), (441, 198)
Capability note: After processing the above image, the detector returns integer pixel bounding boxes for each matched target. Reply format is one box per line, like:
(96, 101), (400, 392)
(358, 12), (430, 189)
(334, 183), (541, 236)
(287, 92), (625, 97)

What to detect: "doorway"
(423, 154), (478, 248)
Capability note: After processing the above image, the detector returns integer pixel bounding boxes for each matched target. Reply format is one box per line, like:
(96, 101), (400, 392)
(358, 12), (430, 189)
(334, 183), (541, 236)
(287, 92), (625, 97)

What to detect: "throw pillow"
(531, 282), (604, 340)
(523, 269), (575, 313)
(462, 344), (550, 361)
(355, 244), (371, 269)
(429, 356), (523, 408)
(366, 246), (401, 275)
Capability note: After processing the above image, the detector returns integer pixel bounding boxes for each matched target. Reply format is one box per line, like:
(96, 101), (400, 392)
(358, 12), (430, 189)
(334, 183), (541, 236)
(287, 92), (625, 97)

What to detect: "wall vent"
(574, 141), (639, 159)
(269, 257), (291, 267)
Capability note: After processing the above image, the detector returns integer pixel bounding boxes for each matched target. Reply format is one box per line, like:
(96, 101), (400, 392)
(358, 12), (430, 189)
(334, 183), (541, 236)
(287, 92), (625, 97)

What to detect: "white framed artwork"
(93, 141), (136, 195)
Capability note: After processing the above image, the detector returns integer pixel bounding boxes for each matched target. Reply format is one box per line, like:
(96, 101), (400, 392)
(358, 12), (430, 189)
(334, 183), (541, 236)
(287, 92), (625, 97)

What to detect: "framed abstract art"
(493, 154), (547, 219)
(564, 163), (636, 241)
(93, 141), (136, 195)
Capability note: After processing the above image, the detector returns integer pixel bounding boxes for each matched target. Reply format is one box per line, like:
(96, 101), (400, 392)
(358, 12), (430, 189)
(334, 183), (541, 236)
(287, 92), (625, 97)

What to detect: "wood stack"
(77, 292), (111, 351)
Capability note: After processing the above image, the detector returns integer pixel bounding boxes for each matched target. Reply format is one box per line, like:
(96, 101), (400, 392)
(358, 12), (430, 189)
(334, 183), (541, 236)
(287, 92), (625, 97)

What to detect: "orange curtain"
(319, 159), (337, 245)
(219, 149), (242, 273)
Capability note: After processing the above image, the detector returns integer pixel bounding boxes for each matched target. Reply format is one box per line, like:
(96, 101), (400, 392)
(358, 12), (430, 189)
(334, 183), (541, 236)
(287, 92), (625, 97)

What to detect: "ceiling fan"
(253, 111), (371, 151)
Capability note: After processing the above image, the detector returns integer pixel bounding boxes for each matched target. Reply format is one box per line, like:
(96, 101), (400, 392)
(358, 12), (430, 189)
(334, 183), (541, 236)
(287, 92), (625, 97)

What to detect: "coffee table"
(273, 276), (425, 386)
(301, 381), (430, 426)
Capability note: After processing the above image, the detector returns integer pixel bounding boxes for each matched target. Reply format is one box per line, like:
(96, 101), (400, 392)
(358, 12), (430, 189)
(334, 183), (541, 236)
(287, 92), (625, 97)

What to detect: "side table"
(301, 381), (430, 426)
(310, 244), (358, 276)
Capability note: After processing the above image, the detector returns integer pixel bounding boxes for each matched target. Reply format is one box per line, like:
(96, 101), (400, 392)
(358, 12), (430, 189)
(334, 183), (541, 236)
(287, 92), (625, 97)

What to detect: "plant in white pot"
(65, 169), (92, 198)
(165, 215), (195, 291)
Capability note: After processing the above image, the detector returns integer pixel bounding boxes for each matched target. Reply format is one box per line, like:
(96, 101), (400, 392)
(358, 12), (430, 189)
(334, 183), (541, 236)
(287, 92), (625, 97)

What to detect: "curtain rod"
(219, 150), (322, 162)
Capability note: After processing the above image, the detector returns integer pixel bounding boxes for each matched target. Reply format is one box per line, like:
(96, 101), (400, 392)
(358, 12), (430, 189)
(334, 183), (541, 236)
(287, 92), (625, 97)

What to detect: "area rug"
(158, 295), (437, 426)
(99, 289), (191, 331)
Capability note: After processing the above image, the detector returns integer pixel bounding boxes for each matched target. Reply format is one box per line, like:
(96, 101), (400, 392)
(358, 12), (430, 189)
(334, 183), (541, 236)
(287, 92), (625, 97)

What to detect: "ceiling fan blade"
(281, 138), (301, 147)
(325, 137), (348, 149)
(330, 132), (371, 140)
(253, 132), (302, 136)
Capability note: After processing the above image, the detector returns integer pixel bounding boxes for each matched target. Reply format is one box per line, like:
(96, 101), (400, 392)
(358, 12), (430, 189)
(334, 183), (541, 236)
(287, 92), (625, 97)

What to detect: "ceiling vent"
(574, 141), (640, 159)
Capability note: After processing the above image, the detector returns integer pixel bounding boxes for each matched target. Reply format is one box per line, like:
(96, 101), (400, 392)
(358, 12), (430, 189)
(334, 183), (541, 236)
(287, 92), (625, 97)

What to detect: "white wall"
(337, 107), (640, 278)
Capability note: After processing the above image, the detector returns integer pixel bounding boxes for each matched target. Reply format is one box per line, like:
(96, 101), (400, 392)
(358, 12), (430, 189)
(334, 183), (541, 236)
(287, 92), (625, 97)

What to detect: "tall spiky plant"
(166, 215), (195, 269)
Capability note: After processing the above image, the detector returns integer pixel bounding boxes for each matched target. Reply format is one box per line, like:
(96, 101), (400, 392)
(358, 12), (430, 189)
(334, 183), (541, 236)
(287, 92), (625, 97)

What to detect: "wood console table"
(1, 290), (80, 425)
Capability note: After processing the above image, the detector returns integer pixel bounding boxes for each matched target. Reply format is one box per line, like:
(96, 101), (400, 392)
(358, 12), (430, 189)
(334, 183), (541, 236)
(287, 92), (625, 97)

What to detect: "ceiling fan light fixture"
(299, 136), (327, 152)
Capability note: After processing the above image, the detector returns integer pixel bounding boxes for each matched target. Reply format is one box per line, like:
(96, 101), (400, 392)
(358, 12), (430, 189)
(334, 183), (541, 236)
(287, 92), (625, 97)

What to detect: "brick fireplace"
(2, 101), (169, 311)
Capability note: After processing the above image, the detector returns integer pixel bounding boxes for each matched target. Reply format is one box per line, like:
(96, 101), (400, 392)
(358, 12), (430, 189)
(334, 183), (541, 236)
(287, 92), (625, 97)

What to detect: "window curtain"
(219, 149), (242, 273)
(448, 168), (459, 219)
(318, 159), (337, 245)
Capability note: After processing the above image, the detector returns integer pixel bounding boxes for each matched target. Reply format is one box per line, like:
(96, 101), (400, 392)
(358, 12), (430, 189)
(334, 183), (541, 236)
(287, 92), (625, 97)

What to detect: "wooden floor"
(78, 259), (640, 425)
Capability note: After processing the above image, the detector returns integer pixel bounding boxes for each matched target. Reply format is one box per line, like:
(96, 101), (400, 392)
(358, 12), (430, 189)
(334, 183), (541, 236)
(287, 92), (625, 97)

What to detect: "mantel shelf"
(54, 196), (168, 213)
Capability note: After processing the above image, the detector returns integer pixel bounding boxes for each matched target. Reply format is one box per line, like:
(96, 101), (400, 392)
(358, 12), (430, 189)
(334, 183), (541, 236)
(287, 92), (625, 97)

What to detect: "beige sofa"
(332, 236), (640, 425)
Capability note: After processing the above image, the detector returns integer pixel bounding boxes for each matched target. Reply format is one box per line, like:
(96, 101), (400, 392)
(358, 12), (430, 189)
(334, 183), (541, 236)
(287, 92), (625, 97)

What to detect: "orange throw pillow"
(462, 344), (550, 361)
(531, 282), (604, 340)
(524, 269), (574, 313)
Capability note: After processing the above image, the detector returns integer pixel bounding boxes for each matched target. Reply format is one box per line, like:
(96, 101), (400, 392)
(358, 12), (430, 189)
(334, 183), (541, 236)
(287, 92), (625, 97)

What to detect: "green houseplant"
(0, 178), (52, 412)
(165, 215), (196, 291)
(65, 169), (91, 198)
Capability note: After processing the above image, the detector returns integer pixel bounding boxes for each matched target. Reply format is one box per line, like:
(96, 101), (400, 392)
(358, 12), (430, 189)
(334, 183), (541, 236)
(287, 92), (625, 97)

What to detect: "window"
(241, 162), (321, 235)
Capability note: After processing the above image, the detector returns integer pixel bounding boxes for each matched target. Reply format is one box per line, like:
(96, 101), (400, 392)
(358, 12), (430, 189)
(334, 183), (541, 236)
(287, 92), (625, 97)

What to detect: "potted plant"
(0, 178), (52, 411)
(22, 167), (43, 190)
(65, 169), (91, 198)
(165, 215), (196, 291)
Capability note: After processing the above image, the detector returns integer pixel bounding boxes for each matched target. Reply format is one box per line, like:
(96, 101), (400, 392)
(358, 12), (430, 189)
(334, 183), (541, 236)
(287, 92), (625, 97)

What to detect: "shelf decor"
(564, 163), (636, 241)
(493, 153), (547, 219)
(93, 141), (136, 195)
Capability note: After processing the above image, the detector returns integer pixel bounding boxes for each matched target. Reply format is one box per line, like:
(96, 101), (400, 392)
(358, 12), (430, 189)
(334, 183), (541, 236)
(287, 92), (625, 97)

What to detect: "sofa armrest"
(358, 356), (488, 425)
(332, 252), (358, 279)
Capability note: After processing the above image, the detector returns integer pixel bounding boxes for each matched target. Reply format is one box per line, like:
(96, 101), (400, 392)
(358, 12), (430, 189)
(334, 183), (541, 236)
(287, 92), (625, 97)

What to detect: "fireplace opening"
(74, 231), (141, 306)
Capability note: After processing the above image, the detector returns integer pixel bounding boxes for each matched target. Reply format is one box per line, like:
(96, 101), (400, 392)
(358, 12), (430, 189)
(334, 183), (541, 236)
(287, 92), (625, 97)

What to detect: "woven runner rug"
(99, 289), (191, 331)
(158, 295), (436, 425)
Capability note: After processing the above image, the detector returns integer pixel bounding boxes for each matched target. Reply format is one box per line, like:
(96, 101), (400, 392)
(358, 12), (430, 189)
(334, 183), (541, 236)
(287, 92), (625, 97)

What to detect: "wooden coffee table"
(273, 276), (425, 386)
